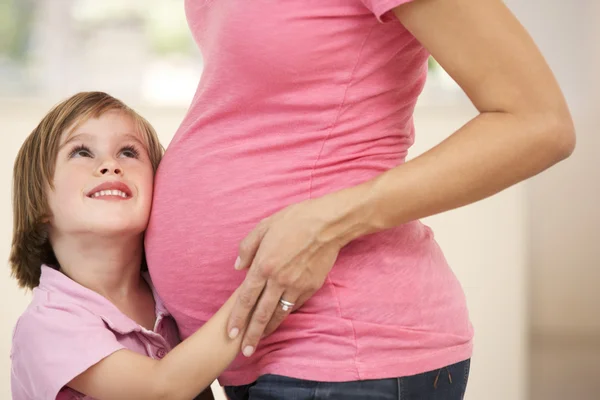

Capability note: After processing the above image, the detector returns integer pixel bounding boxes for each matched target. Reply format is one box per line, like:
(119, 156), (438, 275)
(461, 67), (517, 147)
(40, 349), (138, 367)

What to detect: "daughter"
(9, 91), (244, 400)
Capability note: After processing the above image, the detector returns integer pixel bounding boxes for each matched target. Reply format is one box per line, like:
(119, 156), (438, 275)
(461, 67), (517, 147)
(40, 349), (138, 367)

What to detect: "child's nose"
(100, 167), (122, 175)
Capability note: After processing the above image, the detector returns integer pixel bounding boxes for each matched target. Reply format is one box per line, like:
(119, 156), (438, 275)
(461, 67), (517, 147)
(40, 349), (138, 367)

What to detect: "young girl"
(9, 91), (244, 400)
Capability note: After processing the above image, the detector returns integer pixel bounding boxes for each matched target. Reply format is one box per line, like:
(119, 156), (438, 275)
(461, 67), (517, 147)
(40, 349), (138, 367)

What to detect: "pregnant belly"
(144, 144), (318, 326)
(144, 141), (402, 331)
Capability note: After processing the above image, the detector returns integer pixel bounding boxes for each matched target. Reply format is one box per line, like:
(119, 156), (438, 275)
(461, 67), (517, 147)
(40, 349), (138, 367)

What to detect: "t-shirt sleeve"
(10, 304), (126, 400)
(361, 0), (417, 22)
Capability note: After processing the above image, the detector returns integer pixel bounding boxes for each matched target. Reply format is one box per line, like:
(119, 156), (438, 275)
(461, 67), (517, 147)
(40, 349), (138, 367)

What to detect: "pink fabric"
(10, 266), (180, 400)
(361, 0), (415, 21)
(146, 0), (473, 386)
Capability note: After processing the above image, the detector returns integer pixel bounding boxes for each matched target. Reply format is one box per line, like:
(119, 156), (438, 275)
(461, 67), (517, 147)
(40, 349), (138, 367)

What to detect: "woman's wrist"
(316, 180), (384, 248)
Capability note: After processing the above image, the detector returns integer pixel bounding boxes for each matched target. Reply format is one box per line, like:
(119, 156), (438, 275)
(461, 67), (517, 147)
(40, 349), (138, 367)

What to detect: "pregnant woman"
(145, 0), (575, 398)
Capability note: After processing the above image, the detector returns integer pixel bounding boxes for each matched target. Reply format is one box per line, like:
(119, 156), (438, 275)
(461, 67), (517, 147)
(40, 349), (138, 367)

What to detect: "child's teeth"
(92, 190), (128, 198)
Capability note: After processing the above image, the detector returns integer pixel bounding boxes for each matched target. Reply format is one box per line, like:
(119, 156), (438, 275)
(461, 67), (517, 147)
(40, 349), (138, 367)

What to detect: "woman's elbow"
(524, 107), (576, 165)
(544, 111), (576, 162)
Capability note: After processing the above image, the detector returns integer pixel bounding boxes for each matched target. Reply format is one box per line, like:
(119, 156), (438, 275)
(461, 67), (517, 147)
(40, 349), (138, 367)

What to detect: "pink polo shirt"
(146, 0), (473, 386)
(10, 266), (180, 400)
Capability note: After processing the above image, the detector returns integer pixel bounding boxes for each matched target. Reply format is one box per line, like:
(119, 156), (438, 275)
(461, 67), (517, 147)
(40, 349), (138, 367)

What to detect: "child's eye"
(69, 145), (93, 158)
(120, 145), (140, 159)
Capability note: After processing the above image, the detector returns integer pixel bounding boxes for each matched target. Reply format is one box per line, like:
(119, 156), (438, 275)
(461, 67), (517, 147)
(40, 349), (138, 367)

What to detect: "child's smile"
(86, 181), (133, 200)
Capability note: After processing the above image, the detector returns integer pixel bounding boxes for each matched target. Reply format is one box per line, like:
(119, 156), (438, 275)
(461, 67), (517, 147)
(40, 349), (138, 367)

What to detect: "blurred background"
(0, 1), (597, 399)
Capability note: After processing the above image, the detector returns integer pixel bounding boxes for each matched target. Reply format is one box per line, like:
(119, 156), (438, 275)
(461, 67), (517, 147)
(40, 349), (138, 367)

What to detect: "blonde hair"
(10, 92), (164, 289)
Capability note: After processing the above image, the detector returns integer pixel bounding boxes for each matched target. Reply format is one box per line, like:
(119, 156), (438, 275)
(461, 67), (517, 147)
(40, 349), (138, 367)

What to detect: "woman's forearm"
(322, 110), (575, 245)
(154, 290), (243, 400)
(317, 0), (576, 246)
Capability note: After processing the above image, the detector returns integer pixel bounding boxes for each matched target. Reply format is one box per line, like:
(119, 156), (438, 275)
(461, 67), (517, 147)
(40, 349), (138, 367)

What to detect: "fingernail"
(228, 328), (239, 339)
(243, 346), (254, 357)
(234, 256), (241, 270)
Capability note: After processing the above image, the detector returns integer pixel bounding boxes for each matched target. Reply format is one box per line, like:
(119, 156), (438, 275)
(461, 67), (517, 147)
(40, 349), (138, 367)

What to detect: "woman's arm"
(324, 0), (577, 236)
(68, 289), (242, 400)
(361, 0), (575, 230)
(227, 0), (575, 355)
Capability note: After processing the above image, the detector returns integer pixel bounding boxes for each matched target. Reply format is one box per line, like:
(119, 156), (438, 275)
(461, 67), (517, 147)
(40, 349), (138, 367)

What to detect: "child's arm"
(68, 289), (245, 400)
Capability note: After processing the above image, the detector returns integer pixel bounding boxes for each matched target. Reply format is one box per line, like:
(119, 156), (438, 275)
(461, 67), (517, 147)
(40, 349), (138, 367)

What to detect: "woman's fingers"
(235, 219), (269, 271)
(262, 291), (303, 338)
(227, 220), (271, 341)
(227, 266), (266, 341)
(239, 280), (285, 357)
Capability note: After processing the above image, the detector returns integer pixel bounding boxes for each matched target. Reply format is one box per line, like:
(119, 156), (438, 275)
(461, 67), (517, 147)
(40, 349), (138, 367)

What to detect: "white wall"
(504, 0), (600, 335)
(0, 101), (528, 400)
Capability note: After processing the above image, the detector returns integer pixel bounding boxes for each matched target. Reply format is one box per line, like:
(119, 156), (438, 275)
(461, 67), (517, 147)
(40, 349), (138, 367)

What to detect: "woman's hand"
(226, 188), (372, 357)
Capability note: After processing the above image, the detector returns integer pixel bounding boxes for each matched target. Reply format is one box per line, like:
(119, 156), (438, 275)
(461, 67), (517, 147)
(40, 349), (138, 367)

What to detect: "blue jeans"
(224, 359), (470, 400)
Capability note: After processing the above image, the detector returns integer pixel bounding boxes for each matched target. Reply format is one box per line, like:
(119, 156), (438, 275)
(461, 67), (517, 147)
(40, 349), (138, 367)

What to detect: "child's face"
(47, 110), (155, 239)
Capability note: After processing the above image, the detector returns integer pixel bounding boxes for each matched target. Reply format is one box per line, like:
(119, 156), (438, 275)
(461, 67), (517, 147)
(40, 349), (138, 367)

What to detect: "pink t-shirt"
(145, 0), (473, 386)
(10, 266), (180, 400)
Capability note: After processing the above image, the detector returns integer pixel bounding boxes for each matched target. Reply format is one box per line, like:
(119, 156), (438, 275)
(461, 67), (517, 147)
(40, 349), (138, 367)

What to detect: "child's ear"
(39, 211), (52, 224)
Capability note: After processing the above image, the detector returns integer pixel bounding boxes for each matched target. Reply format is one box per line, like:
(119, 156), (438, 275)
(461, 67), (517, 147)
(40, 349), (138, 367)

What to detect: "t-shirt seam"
(325, 276), (361, 378)
(237, 341), (471, 369)
(307, 22), (379, 380)
(358, 341), (472, 365)
(49, 341), (127, 399)
(372, 0), (414, 22)
(307, 22), (378, 201)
